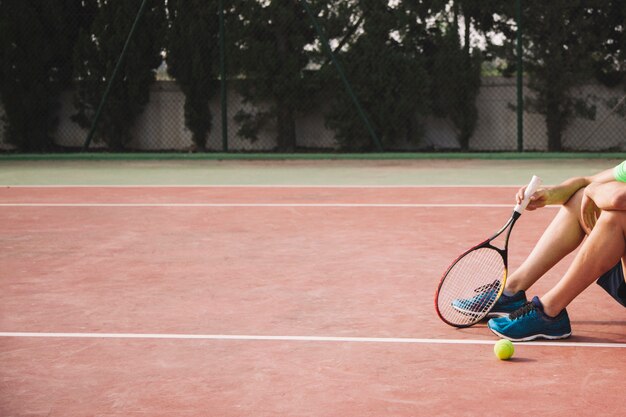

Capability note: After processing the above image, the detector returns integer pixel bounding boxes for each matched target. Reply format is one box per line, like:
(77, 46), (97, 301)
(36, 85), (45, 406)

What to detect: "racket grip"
(514, 175), (542, 214)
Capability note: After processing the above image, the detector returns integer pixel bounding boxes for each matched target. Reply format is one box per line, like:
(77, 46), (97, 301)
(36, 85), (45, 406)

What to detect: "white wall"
(1, 78), (625, 151)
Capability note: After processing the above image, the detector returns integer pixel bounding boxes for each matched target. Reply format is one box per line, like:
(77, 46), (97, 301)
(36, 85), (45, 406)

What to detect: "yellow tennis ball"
(494, 339), (514, 360)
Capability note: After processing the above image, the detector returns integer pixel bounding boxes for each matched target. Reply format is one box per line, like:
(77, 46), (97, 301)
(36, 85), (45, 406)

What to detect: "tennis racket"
(434, 175), (542, 327)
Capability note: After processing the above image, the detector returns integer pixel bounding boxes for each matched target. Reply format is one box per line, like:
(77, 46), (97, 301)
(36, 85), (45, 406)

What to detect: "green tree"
(494, 1), (617, 151)
(230, 0), (324, 152)
(324, 0), (430, 150)
(0, 0), (96, 151)
(72, 0), (165, 150)
(588, 1), (626, 88)
(426, 1), (482, 151)
(166, 0), (220, 151)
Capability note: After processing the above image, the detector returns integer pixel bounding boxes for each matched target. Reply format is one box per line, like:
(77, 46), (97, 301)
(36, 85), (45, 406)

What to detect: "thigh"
(563, 187), (587, 233)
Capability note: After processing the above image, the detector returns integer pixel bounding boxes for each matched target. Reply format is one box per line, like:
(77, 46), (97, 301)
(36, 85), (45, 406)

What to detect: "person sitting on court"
(477, 161), (626, 341)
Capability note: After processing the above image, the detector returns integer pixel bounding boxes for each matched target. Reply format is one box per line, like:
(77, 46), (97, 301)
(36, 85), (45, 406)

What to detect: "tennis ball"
(494, 339), (514, 360)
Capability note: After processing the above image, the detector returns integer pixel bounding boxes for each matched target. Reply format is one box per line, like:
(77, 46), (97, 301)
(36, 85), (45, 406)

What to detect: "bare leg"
(541, 210), (626, 317)
(505, 189), (587, 293)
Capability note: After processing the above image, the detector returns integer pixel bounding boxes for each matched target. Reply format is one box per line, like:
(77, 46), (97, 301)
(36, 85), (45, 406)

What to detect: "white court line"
(0, 332), (624, 348)
(0, 203), (561, 208)
(1, 184), (522, 188)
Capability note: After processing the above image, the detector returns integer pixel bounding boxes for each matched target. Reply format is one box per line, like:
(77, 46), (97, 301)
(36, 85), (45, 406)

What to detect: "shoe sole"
(451, 306), (510, 319)
(485, 311), (510, 319)
(451, 306), (482, 317)
(489, 327), (572, 342)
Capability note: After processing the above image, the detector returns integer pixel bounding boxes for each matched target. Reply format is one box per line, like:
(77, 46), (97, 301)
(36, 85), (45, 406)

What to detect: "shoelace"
(510, 301), (536, 320)
(473, 280), (500, 293)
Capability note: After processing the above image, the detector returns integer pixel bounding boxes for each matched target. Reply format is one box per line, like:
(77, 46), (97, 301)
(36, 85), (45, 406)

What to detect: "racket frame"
(434, 175), (541, 328)
(434, 210), (521, 328)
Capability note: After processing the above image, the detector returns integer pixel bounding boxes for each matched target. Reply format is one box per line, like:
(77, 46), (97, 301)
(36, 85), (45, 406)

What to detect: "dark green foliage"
(429, 35), (481, 151)
(495, 0), (624, 151)
(230, 0), (323, 152)
(0, 0), (95, 151)
(72, 0), (165, 150)
(166, 0), (220, 151)
(588, 0), (626, 88)
(426, 9), (481, 151)
(325, 1), (430, 150)
(1, 0), (624, 153)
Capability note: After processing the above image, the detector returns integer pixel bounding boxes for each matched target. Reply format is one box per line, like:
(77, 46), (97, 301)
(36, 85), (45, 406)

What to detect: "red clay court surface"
(1, 185), (624, 416)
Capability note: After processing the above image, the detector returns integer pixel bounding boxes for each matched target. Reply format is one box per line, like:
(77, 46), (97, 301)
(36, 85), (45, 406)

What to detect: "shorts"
(596, 261), (626, 307)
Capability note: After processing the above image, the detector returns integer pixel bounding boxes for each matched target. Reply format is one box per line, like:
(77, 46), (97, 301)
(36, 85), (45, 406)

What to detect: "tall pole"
(219, 0), (228, 151)
(516, 0), (524, 152)
(83, 0), (150, 151)
(300, 0), (383, 152)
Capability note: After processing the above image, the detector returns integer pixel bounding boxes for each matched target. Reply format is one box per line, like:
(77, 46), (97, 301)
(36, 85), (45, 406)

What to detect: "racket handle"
(514, 175), (542, 214)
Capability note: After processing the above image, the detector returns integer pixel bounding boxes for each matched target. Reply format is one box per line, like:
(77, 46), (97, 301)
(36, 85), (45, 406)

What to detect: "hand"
(515, 186), (549, 211)
(581, 188), (601, 233)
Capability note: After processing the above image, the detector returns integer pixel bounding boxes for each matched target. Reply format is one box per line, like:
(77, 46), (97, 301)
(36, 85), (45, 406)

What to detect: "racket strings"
(472, 281), (500, 294)
(436, 248), (506, 326)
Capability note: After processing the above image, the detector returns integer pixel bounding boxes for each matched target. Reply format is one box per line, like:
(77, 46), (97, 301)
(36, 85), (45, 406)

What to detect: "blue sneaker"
(451, 281), (527, 318)
(490, 290), (528, 317)
(488, 296), (572, 341)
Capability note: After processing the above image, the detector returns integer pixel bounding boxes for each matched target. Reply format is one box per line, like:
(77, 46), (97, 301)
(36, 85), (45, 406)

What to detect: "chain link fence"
(1, 0), (625, 153)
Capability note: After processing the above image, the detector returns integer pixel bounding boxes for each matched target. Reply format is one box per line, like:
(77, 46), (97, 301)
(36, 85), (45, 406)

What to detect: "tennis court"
(1, 158), (624, 416)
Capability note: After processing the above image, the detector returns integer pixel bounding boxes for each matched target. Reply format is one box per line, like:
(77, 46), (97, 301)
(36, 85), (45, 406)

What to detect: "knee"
(564, 188), (585, 211)
(560, 188), (585, 222)
(596, 210), (626, 229)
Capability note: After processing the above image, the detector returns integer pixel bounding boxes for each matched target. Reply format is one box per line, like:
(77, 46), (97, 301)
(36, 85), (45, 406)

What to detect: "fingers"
(581, 197), (591, 233)
(518, 188), (546, 210)
(583, 210), (594, 233)
(515, 186), (526, 205)
(582, 211), (589, 232)
(580, 195), (600, 233)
